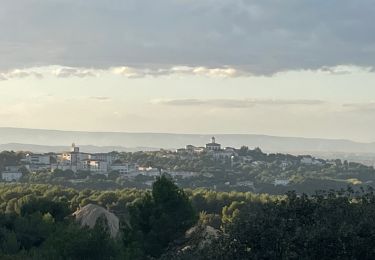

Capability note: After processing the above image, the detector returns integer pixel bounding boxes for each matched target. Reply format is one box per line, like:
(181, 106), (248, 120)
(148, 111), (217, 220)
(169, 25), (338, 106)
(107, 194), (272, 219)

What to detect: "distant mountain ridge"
(0, 127), (374, 154)
(0, 143), (158, 153)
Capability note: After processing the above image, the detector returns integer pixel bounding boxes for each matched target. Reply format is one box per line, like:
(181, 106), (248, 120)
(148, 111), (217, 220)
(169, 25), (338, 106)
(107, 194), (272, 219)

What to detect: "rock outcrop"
(73, 204), (120, 238)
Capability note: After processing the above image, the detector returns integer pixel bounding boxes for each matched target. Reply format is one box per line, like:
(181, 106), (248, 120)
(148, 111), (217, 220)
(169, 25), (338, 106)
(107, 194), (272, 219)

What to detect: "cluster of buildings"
(178, 136), (238, 160)
(52, 143), (128, 173)
(1, 137), (330, 185)
(1, 144), (136, 182)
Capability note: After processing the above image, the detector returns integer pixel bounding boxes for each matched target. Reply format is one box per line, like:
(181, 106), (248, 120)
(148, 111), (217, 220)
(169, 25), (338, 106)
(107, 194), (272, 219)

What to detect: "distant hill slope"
(0, 127), (374, 154)
(0, 143), (158, 153)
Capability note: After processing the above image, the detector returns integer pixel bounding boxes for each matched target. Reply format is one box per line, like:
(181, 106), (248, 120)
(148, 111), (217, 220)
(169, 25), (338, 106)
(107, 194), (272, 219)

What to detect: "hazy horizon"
(0, 126), (373, 144)
(1, 127), (375, 157)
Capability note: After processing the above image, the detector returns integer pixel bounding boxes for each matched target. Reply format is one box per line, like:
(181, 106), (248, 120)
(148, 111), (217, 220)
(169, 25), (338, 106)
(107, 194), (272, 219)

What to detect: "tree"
(39, 220), (121, 260)
(125, 175), (197, 258)
(1, 231), (20, 254)
(238, 146), (249, 156)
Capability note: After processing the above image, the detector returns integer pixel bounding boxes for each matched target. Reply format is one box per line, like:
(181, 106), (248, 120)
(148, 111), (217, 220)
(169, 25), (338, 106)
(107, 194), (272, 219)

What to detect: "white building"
(2, 171), (22, 182)
(300, 157), (323, 166)
(70, 150), (90, 171)
(90, 153), (118, 165)
(111, 163), (136, 174)
(251, 161), (265, 167)
(211, 150), (236, 160)
(194, 147), (205, 153)
(81, 160), (108, 173)
(137, 167), (161, 176)
(186, 145), (195, 151)
(236, 181), (254, 187)
(168, 171), (198, 179)
(280, 161), (291, 170)
(206, 137), (221, 151)
(274, 179), (290, 186)
(5, 166), (22, 172)
(24, 154), (51, 165)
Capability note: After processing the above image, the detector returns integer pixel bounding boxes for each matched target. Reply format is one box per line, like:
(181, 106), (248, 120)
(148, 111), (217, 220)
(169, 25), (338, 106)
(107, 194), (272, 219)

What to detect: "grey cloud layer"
(153, 99), (326, 108)
(1, 0), (375, 74)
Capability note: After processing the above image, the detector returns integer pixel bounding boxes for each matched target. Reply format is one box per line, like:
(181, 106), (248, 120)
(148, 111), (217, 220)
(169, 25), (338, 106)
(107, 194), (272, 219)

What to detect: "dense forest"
(0, 176), (375, 259)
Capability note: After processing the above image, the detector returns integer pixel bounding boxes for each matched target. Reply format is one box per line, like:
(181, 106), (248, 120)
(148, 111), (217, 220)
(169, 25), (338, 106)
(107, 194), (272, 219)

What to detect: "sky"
(1, 0), (375, 142)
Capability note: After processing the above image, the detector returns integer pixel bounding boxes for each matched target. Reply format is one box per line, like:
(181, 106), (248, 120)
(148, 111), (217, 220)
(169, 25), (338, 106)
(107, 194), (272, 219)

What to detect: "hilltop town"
(0, 137), (372, 194)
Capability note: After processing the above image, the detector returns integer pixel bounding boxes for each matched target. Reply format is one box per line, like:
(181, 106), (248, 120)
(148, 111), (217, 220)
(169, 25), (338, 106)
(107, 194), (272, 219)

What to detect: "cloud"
(89, 96), (111, 101)
(52, 67), (99, 78)
(0, 65), (246, 80)
(0, 64), (372, 80)
(0, 69), (43, 81)
(111, 66), (247, 78)
(318, 65), (373, 75)
(1, 1), (375, 74)
(152, 98), (326, 108)
(342, 102), (375, 112)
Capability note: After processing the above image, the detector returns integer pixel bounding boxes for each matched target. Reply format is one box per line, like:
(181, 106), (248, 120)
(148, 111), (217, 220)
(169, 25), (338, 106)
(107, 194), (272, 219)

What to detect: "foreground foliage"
(1, 179), (375, 259)
(0, 176), (197, 259)
(179, 188), (375, 259)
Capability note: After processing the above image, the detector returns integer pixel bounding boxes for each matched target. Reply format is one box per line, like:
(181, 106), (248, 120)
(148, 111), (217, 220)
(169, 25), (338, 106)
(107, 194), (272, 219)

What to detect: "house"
(211, 150), (236, 160)
(111, 163), (136, 174)
(137, 167), (161, 176)
(251, 161), (265, 167)
(81, 159), (108, 173)
(274, 179), (290, 186)
(280, 161), (291, 170)
(23, 154), (51, 165)
(90, 153), (118, 165)
(2, 171), (22, 182)
(236, 181), (254, 187)
(168, 171), (198, 179)
(5, 166), (22, 172)
(300, 156), (323, 166)
(186, 145), (195, 151)
(184, 145), (205, 154)
(193, 147), (206, 153)
(21, 154), (54, 171)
